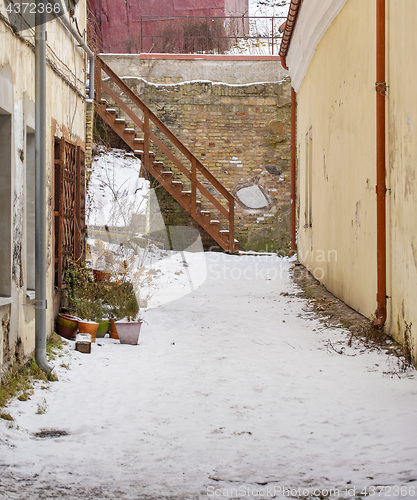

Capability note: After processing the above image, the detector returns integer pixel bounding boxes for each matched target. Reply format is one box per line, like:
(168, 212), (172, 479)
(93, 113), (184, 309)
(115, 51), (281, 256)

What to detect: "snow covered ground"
(1, 252), (417, 499)
(87, 147), (148, 229)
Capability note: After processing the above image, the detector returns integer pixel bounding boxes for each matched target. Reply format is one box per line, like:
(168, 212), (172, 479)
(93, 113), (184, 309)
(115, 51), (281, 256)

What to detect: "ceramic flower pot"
(77, 320), (99, 343)
(115, 321), (142, 345)
(96, 319), (110, 338)
(109, 318), (119, 339)
(56, 313), (79, 340)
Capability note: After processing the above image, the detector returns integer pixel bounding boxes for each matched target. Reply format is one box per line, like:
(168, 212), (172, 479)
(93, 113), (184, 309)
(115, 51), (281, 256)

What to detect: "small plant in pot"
(106, 272), (142, 345)
(64, 262), (103, 342)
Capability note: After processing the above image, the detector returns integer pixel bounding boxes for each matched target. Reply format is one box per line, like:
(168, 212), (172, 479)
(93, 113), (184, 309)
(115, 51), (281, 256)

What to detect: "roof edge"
(279, 0), (303, 58)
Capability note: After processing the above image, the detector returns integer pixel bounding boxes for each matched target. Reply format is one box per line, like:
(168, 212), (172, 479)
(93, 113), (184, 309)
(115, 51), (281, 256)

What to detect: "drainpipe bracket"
(375, 184), (387, 195)
(375, 82), (388, 96)
(35, 299), (48, 310)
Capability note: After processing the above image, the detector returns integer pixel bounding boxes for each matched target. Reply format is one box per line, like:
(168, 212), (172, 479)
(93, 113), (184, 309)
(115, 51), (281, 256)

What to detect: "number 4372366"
(6, 2), (62, 14)
(360, 485), (415, 497)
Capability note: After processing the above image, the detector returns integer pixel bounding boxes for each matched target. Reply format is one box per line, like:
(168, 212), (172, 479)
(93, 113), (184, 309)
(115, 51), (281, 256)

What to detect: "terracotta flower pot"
(93, 269), (111, 282)
(115, 321), (142, 345)
(56, 313), (79, 340)
(109, 318), (119, 339)
(77, 320), (99, 343)
(96, 319), (110, 338)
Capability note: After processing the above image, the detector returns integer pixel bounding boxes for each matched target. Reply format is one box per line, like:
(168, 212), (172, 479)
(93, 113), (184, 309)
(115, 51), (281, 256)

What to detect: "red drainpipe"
(375, 0), (387, 326)
(289, 86), (297, 257)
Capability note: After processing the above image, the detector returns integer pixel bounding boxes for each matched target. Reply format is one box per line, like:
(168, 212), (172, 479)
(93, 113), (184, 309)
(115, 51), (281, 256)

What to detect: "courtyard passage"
(0, 253), (416, 499)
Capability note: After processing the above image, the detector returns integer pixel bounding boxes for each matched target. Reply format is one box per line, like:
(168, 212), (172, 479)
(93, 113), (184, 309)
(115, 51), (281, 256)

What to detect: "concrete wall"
(101, 54), (288, 85)
(294, 0), (417, 362)
(0, 5), (87, 378)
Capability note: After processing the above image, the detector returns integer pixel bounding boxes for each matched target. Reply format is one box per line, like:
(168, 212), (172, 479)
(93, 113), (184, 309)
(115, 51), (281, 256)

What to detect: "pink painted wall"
(88, 0), (248, 53)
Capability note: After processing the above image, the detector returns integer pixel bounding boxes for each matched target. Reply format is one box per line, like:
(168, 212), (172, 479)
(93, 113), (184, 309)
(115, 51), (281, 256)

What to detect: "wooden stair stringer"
(94, 102), (236, 252)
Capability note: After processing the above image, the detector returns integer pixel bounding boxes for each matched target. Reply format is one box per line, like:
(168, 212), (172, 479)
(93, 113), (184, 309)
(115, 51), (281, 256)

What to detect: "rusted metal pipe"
(374, 0), (387, 327)
(289, 86), (297, 257)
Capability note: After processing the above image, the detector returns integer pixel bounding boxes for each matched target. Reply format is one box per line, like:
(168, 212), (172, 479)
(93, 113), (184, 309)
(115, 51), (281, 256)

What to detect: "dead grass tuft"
(0, 333), (64, 414)
(291, 261), (415, 373)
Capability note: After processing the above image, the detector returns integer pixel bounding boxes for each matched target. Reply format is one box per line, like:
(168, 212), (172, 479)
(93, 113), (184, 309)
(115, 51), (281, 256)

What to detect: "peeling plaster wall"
(386, 0), (417, 362)
(0, 4), (87, 378)
(294, 0), (377, 319)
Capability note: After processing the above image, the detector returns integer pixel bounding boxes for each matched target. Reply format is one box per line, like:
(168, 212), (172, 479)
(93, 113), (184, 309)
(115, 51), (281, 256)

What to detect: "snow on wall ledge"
(286, 0), (347, 92)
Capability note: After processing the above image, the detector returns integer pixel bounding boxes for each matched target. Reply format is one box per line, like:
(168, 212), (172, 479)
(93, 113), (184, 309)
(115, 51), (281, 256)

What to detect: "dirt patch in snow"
(290, 261), (414, 372)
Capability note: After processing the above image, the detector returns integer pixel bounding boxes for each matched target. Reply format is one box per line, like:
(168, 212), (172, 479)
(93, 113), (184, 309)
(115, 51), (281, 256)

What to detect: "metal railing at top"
(135, 16), (286, 55)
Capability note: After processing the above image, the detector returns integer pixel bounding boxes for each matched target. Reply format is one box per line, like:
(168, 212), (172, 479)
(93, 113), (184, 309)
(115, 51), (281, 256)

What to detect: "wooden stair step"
(171, 181), (183, 191)
(124, 128), (135, 134)
(115, 118), (126, 124)
(152, 162), (164, 173)
(105, 108), (117, 114)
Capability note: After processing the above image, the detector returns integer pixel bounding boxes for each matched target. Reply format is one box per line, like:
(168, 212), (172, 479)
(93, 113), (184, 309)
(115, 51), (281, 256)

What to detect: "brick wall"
(109, 76), (292, 252)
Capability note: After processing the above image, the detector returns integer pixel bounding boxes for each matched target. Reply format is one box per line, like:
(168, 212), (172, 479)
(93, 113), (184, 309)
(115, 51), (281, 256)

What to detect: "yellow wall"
(295, 0), (417, 363)
(296, 0), (377, 319)
(386, 0), (417, 361)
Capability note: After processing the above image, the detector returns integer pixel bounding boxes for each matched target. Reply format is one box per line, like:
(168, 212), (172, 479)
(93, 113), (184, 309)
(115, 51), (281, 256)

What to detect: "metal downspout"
(289, 87), (297, 257)
(375, 0), (387, 326)
(35, 7), (53, 373)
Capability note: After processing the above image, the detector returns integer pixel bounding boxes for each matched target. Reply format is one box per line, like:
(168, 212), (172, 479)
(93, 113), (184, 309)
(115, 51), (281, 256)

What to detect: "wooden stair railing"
(94, 55), (238, 253)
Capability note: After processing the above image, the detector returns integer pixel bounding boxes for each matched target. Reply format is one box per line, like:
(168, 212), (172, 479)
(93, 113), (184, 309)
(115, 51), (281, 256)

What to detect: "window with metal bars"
(53, 137), (86, 289)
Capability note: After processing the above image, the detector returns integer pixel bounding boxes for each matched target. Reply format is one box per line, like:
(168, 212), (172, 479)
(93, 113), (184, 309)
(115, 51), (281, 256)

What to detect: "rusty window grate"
(53, 138), (86, 289)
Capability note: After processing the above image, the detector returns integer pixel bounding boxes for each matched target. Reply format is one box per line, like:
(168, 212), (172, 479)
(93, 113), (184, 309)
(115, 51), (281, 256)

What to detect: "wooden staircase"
(94, 56), (238, 253)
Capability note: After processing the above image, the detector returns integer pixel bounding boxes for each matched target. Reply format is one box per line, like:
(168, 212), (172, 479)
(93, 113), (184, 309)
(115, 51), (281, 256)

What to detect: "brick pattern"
(110, 77), (292, 252)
